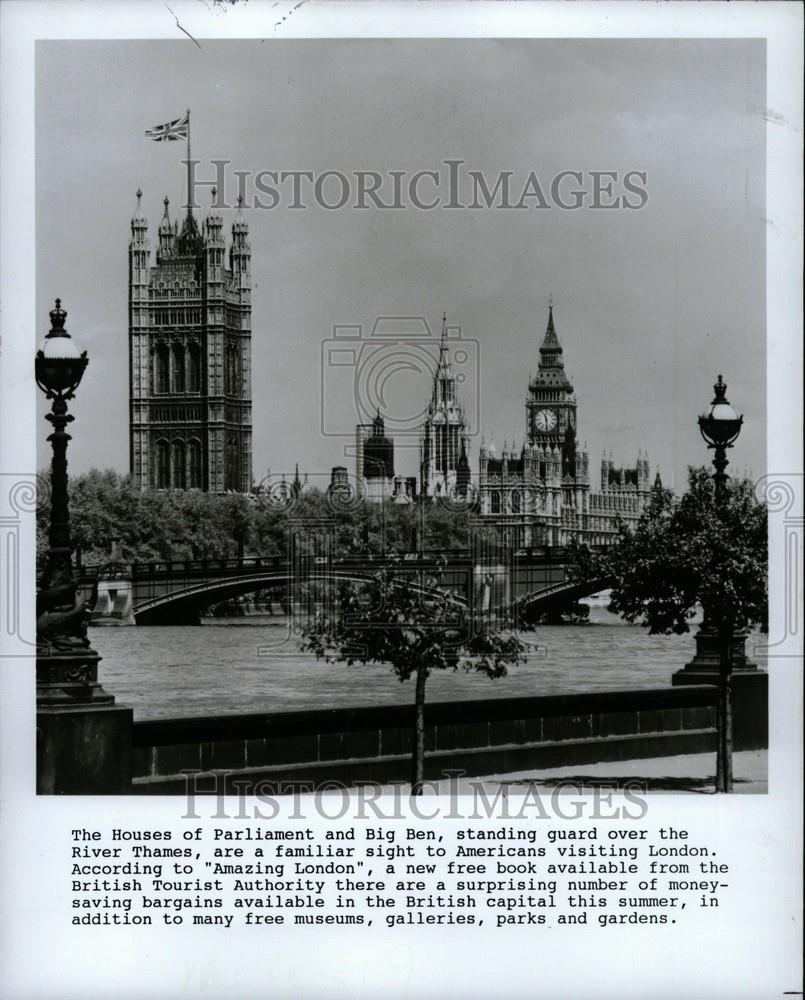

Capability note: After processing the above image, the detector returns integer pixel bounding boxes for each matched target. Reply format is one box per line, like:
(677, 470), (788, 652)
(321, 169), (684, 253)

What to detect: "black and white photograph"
(1, 2), (802, 998)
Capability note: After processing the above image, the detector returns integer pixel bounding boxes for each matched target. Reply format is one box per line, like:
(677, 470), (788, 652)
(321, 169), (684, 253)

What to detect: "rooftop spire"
(542, 304), (560, 350)
(435, 311), (451, 381)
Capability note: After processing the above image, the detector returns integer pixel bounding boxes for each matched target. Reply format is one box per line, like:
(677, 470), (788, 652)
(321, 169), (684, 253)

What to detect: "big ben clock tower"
(526, 305), (578, 475)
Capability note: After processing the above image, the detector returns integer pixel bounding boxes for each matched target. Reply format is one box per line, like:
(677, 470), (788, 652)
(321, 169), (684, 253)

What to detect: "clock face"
(535, 409), (557, 432)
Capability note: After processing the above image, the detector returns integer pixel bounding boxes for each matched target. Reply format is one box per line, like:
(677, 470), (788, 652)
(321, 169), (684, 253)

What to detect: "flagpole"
(186, 108), (192, 215)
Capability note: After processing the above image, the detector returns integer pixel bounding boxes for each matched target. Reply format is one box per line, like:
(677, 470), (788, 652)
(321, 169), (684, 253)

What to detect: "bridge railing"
(78, 545), (589, 581)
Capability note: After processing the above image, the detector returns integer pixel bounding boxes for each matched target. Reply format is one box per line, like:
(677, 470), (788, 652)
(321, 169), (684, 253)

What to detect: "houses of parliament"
(128, 190), (252, 493)
(128, 194), (658, 543)
(351, 306), (661, 545)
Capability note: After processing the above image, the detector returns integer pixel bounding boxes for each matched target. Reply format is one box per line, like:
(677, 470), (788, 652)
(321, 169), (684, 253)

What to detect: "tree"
(301, 565), (526, 794)
(570, 468), (767, 792)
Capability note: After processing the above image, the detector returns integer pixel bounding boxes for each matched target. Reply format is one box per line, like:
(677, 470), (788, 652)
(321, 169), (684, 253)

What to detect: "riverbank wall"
(128, 682), (767, 794)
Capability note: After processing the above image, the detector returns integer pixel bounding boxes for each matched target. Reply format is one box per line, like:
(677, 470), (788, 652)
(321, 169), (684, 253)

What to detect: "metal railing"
(78, 545), (582, 582)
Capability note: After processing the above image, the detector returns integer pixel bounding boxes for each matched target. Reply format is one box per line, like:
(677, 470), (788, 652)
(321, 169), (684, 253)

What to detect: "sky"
(36, 38), (766, 491)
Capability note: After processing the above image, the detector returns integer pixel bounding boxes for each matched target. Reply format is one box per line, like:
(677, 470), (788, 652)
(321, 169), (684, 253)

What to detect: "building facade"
(128, 191), (253, 492)
(478, 306), (659, 546)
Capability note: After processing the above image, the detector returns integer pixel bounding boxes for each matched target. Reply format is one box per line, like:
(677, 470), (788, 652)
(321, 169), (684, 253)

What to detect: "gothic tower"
(420, 314), (469, 498)
(128, 190), (253, 492)
(525, 305), (577, 458)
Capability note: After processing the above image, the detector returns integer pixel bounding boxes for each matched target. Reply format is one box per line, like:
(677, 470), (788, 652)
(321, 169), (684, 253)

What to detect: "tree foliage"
(38, 468), (487, 570)
(301, 567), (527, 793)
(302, 570), (525, 681)
(570, 468), (768, 635)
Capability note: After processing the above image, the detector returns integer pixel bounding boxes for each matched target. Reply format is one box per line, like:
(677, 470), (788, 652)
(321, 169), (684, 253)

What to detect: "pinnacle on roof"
(435, 311), (451, 379)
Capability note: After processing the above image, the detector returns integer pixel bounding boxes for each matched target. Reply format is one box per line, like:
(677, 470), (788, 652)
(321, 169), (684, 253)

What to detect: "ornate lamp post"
(698, 375), (743, 500)
(35, 299), (131, 793)
(697, 375), (743, 793)
(672, 376), (766, 782)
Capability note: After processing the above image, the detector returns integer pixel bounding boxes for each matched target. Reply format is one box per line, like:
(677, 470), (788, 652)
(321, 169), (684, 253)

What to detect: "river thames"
(90, 606), (768, 720)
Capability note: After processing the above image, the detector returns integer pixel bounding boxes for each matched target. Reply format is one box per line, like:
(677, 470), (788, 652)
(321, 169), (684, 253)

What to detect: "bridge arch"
(133, 570), (467, 626)
(508, 577), (613, 622)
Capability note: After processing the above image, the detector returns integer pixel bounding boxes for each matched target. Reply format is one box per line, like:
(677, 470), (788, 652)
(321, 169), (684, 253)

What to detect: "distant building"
(419, 315), (471, 499)
(479, 306), (659, 546)
(329, 465), (351, 500)
(355, 413), (417, 504)
(128, 190), (252, 492)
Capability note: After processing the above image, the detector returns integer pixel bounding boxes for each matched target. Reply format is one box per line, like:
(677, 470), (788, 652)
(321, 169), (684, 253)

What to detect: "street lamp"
(36, 300), (87, 585)
(35, 299), (132, 795)
(698, 374), (743, 793)
(673, 374), (764, 789)
(698, 374), (743, 499)
(35, 299), (107, 704)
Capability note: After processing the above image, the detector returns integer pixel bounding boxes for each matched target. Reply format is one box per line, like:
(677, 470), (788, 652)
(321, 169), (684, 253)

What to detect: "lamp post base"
(36, 651), (133, 794)
(672, 627), (768, 751)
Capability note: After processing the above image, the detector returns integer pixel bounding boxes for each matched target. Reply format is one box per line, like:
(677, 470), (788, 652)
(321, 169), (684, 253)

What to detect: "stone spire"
(157, 195), (175, 257)
(130, 189), (148, 249)
(435, 311), (451, 381)
(532, 304), (572, 390)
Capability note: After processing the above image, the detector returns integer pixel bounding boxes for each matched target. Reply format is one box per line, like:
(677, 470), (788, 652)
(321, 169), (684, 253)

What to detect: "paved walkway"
(435, 750), (768, 795)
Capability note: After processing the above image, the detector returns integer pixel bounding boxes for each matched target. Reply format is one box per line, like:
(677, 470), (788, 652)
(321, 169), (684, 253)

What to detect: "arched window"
(510, 490), (521, 513)
(172, 440), (186, 489)
(188, 439), (202, 489)
(155, 345), (169, 394)
(187, 343), (201, 393)
(156, 439), (170, 488)
(490, 491), (501, 514)
(225, 434), (241, 491)
(225, 344), (240, 397)
(171, 344), (185, 393)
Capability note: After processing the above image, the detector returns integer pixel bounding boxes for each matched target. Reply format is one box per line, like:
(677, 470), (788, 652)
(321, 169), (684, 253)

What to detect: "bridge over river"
(78, 547), (609, 626)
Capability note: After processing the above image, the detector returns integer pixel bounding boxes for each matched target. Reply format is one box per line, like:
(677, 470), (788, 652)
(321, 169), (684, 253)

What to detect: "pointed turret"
(529, 304), (573, 395)
(537, 305), (569, 374)
(130, 189), (149, 252)
(543, 303), (558, 345)
(157, 195), (175, 258)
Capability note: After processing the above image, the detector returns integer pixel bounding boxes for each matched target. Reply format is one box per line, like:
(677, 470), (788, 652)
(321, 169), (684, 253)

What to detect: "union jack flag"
(145, 112), (189, 142)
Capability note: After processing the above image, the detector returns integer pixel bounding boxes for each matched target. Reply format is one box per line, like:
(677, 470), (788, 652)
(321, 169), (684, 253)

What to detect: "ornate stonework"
(478, 307), (658, 546)
(129, 192), (253, 492)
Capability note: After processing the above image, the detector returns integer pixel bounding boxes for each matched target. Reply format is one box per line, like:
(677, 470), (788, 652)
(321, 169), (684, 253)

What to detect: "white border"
(1, 3), (802, 998)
